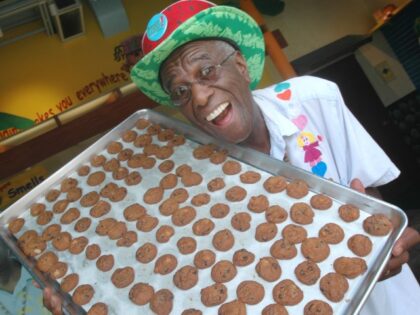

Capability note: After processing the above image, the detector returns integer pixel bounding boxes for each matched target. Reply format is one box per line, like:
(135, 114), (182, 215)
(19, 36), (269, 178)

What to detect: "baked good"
(89, 200), (111, 218)
(319, 272), (349, 302)
(123, 203), (146, 221)
(212, 229), (235, 251)
(37, 211), (53, 225)
(256, 257), (282, 282)
(194, 250), (216, 269)
(116, 231), (138, 247)
(318, 223), (345, 244)
(69, 236), (89, 255)
(304, 300), (333, 315)
(135, 118), (150, 129)
(232, 249), (255, 267)
(46, 189), (61, 202)
(96, 255), (114, 272)
(80, 191), (100, 207)
(209, 149), (227, 164)
(53, 199), (69, 214)
(136, 242), (157, 263)
(218, 300), (246, 315)
(265, 205), (288, 224)
(143, 187), (164, 204)
(86, 244), (101, 260)
(66, 186), (82, 202)
(52, 232), (72, 251)
(200, 283), (227, 307)
(154, 254), (178, 275)
(87, 302), (108, 315)
(193, 219), (215, 236)
(158, 160), (175, 173)
(301, 237), (330, 262)
(286, 179), (309, 199)
(294, 260), (321, 285)
(159, 173), (178, 189)
(210, 203), (230, 218)
(255, 222), (278, 242)
(310, 194), (333, 210)
(211, 260), (237, 283)
(347, 234), (373, 257)
(90, 154), (106, 167)
(236, 280), (265, 305)
(117, 148), (134, 161)
(225, 186), (247, 202)
(177, 237), (197, 255)
(150, 289), (174, 315)
(36, 251), (58, 272)
(333, 257), (367, 279)
(60, 178), (78, 193)
(60, 273), (79, 293)
(87, 171), (105, 186)
(272, 279), (304, 306)
(263, 176), (287, 193)
(136, 215), (159, 232)
(176, 164), (192, 177)
(281, 224), (307, 244)
(363, 214), (393, 236)
(290, 202), (314, 225)
(181, 171), (203, 187)
(121, 129), (137, 143)
(173, 265), (199, 290)
(247, 195), (269, 213)
(262, 304), (288, 315)
(172, 206), (196, 227)
(338, 204), (360, 222)
(193, 144), (215, 159)
(8, 217), (25, 234)
(129, 282), (154, 305)
(231, 212), (252, 231)
(170, 188), (189, 203)
(48, 261), (68, 280)
(72, 284), (94, 305)
(159, 198), (179, 216)
(42, 224), (61, 241)
(60, 207), (80, 225)
(240, 171), (261, 184)
(191, 193), (211, 207)
(107, 221), (127, 240)
(30, 203), (46, 216)
(111, 267), (135, 288)
(156, 225), (175, 243)
(222, 160), (242, 175)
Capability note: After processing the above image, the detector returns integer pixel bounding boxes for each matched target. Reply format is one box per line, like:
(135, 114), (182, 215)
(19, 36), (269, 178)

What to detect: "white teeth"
(206, 102), (229, 121)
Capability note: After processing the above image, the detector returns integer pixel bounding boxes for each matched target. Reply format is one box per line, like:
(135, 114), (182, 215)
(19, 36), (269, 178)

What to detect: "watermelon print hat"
(130, 0), (265, 106)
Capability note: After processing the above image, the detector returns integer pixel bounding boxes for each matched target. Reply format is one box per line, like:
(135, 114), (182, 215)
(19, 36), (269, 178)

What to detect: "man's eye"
(172, 85), (188, 97)
(200, 65), (216, 78)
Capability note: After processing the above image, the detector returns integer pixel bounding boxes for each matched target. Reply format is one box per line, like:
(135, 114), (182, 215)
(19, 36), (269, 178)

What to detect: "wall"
(260, 0), (415, 104)
(0, 1), (173, 138)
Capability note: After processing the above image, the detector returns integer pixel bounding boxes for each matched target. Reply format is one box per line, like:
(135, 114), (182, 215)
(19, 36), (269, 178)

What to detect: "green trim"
(131, 6), (265, 106)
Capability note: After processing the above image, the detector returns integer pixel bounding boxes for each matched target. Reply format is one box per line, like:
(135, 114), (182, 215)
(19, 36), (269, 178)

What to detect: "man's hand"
(350, 178), (420, 281)
(32, 281), (63, 315)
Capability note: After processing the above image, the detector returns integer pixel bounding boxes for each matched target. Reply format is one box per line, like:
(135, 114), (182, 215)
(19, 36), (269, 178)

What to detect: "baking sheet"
(0, 109), (407, 315)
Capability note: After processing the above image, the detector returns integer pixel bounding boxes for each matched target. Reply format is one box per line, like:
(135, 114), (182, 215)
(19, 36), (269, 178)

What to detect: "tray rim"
(0, 108), (408, 315)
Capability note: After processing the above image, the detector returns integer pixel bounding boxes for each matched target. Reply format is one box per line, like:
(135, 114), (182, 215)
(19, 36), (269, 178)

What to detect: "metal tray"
(0, 109), (407, 315)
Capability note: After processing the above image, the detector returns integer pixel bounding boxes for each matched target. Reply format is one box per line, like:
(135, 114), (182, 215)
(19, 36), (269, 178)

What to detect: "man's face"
(160, 41), (256, 144)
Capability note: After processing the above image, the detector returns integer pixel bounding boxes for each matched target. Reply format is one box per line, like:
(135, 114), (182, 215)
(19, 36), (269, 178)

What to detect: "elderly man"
(43, 0), (419, 314)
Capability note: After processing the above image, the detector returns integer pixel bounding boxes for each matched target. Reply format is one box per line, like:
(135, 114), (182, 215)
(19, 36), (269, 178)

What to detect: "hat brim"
(130, 6), (265, 107)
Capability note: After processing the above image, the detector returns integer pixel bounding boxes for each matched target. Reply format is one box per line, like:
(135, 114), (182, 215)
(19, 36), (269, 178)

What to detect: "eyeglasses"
(165, 50), (237, 107)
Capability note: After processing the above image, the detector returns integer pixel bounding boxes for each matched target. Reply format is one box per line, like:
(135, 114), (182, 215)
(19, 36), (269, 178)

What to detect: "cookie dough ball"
(286, 179), (309, 199)
(86, 244), (101, 260)
(240, 171), (261, 184)
(124, 203), (146, 221)
(265, 205), (288, 224)
(193, 144), (215, 159)
(210, 203), (230, 219)
(272, 279), (303, 306)
(304, 300), (333, 315)
(333, 257), (367, 279)
(262, 304), (288, 315)
(310, 194), (333, 210)
(319, 272), (349, 302)
(225, 186), (247, 202)
(30, 203), (46, 216)
(270, 239), (297, 260)
(282, 224), (307, 244)
(256, 257), (282, 282)
(218, 300), (246, 315)
(338, 204), (360, 222)
(60, 273), (79, 293)
(172, 206), (196, 227)
(111, 267), (135, 288)
(347, 234), (373, 257)
(129, 283), (154, 306)
(154, 254), (178, 275)
(318, 223), (345, 244)
(177, 237), (197, 255)
(290, 202), (314, 225)
(212, 229), (235, 251)
(294, 260), (321, 285)
(136, 243), (157, 264)
(231, 212), (251, 232)
(263, 176), (287, 193)
(211, 260), (237, 283)
(173, 265), (199, 290)
(255, 222), (278, 242)
(191, 193), (211, 207)
(72, 284), (94, 305)
(210, 149), (228, 164)
(137, 215), (159, 232)
(159, 160), (175, 173)
(8, 218), (24, 234)
(87, 302), (108, 315)
(200, 283), (228, 307)
(194, 250), (216, 269)
(232, 249), (255, 267)
(363, 214), (393, 236)
(248, 195), (269, 213)
(156, 225), (175, 243)
(170, 188), (189, 203)
(207, 177), (226, 192)
(150, 289), (174, 315)
(301, 237), (330, 263)
(96, 255), (114, 272)
(143, 187), (164, 204)
(222, 160), (242, 175)
(236, 281), (265, 305)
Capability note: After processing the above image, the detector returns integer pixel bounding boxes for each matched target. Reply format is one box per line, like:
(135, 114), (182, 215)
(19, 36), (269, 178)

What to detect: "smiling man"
(41, 0), (420, 314)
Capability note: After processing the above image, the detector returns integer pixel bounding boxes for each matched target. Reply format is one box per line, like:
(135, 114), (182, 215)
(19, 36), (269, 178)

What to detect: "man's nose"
(190, 82), (213, 108)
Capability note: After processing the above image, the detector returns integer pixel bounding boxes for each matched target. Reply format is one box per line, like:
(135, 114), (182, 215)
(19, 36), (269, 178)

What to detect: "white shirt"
(252, 76), (419, 314)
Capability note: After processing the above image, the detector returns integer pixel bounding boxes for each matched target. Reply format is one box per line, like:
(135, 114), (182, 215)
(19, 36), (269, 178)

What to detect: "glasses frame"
(165, 49), (237, 107)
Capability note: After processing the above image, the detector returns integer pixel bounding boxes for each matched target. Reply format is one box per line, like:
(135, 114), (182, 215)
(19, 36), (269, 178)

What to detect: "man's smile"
(205, 102), (232, 126)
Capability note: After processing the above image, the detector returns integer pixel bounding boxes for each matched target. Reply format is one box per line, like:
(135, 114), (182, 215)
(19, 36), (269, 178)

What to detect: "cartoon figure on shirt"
(292, 114), (328, 177)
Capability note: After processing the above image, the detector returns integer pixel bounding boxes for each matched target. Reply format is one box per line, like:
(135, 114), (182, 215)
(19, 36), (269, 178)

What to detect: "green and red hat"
(130, 0), (265, 106)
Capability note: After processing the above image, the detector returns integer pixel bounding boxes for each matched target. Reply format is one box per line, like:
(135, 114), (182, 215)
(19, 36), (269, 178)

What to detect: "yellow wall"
(0, 1), (173, 129)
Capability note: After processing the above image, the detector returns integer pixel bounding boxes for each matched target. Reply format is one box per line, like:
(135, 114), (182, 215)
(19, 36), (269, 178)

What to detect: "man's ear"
(234, 52), (251, 83)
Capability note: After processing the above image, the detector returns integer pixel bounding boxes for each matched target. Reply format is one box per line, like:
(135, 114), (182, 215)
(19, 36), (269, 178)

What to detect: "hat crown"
(142, 0), (215, 55)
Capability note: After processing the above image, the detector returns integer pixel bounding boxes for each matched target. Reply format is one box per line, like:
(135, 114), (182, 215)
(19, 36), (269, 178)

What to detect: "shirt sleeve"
(322, 81), (400, 187)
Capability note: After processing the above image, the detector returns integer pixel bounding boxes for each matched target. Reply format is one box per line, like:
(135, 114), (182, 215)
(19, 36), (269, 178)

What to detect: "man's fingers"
(43, 287), (52, 310)
(379, 265), (402, 281)
(392, 227), (420, 256)
(350, 178), (365, 194)
(388, 251), (410, 271)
